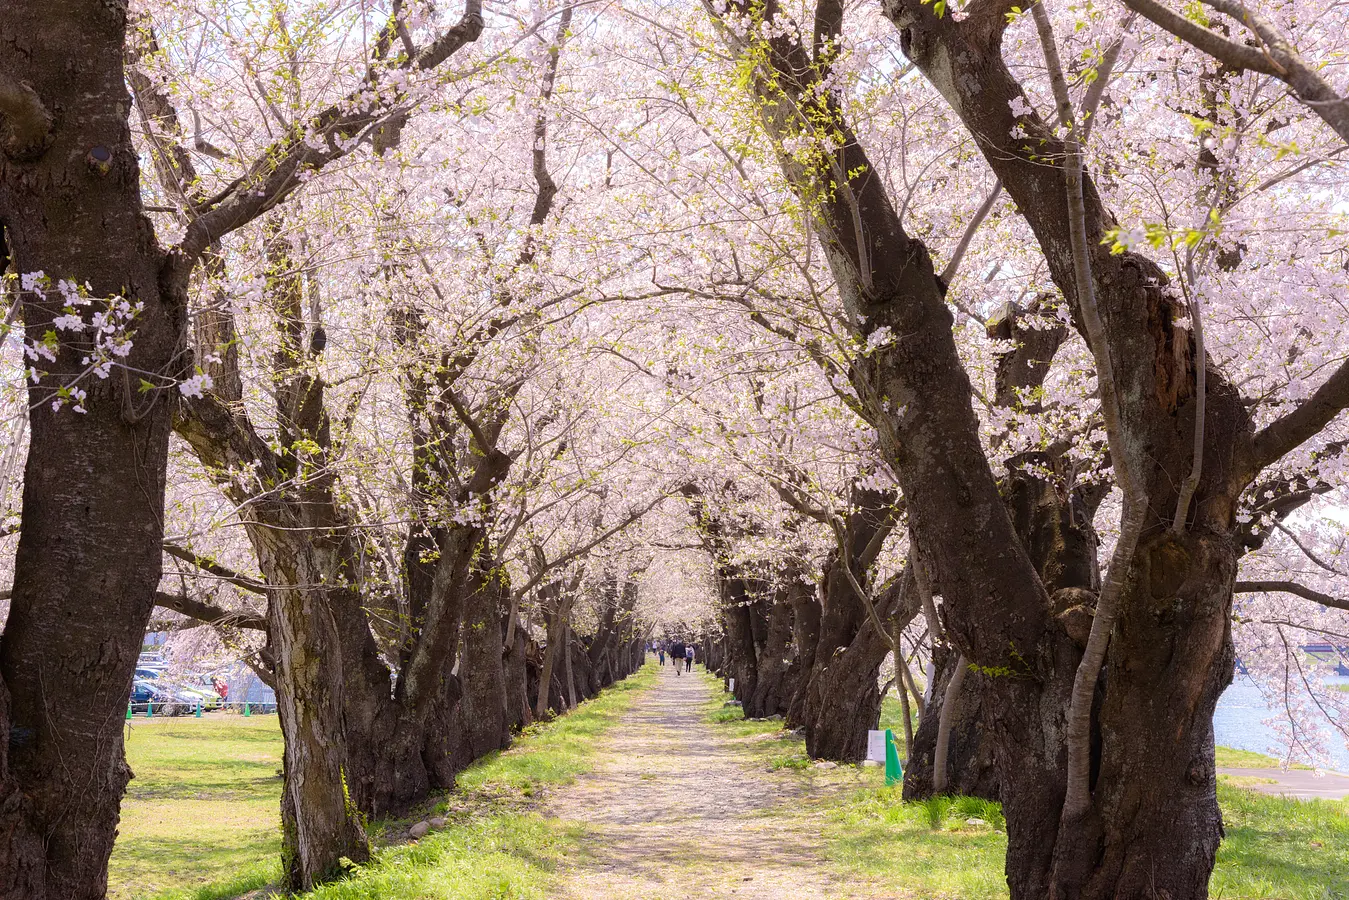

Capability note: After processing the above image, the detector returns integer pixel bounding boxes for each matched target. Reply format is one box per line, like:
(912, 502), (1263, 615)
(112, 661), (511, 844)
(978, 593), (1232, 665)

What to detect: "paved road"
(1219, 766), (1349, 800)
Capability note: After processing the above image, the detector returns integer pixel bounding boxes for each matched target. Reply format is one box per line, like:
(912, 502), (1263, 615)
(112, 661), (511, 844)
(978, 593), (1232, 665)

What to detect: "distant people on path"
(658, 645), (666, 666)
(669, 640), (686, 675)
(684, 644), (694, 672)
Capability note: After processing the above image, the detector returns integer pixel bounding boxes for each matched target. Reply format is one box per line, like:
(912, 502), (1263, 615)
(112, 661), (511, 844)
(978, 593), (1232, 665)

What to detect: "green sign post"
(884, 728), (903, 786)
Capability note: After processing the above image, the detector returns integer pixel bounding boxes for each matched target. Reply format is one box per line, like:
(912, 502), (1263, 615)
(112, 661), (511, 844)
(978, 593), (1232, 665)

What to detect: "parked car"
(129, 679), (196, 716)
(176, 677), (224, 711)
(133, 666), (224, 711)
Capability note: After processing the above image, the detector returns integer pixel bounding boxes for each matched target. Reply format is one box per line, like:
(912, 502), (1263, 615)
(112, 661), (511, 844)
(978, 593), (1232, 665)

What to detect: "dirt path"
(545, 665), (863, 899)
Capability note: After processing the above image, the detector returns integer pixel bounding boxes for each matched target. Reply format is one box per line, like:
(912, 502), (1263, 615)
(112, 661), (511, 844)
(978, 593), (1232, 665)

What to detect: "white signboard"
(866, 729), (887, 763)
(728, 678), (735, 693)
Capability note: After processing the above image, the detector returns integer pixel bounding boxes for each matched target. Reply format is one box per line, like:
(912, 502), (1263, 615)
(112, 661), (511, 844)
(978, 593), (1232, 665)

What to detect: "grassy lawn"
(110, 714), (284, 900)
(707, 682), (1349, 900)
(1215, 744), (1313, 769)
(111, 664), (656, 900)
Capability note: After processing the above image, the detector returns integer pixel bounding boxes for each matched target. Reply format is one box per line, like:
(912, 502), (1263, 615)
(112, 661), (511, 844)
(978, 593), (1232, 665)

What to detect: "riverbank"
(758, 683), (1349, 899)
(1216, 675), (1349, 773)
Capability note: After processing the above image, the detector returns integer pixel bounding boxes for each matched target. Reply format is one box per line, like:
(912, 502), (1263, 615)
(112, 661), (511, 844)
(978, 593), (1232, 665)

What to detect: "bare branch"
(1250, 359), (1349, 475)
(1032, 2), (1148, 822)
(1122, 0), (1278, 75)
(1236, 580), (1349, 613)
(155, 591), (268, 631)
(163, 541), (270, 595)
(177, 1), (485, 265)
(1127, 0), (1349, 145)
(940, 180), (1002, 284)
(511, 493), (665, 601)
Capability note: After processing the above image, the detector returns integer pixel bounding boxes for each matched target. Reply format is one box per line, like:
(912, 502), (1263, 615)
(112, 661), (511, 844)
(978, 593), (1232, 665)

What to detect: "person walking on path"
(658, 645), (666, 666)
(669, 641), (686, 675)
(684, 644), (694, 672)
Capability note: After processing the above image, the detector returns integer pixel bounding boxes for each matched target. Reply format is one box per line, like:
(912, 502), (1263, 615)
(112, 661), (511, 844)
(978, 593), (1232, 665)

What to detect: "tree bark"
(460, 553), (512, 759)
(872, 8), (1260, 894)
(0, 4), (186, 896)
(261, 532), (370, 890)
(903, 646), (999, 801)
(747, 582), (802, 718)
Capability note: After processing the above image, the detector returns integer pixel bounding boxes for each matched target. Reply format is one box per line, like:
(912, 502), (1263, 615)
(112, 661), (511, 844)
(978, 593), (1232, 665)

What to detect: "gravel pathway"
(545, 665), (865, 900)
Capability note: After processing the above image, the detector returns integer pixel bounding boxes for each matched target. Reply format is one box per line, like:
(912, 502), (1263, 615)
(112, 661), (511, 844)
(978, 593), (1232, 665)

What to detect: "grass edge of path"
(141, 661), (658, 900)
(698, 674), (1349, 900)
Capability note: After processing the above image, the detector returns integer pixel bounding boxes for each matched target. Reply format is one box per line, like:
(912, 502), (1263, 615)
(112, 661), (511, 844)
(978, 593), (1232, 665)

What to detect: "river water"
(1214, 675), (1349, 773)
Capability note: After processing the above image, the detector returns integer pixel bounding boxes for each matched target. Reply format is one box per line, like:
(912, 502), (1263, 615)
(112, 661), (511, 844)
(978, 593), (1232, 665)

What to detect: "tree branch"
(1032, 2), (1148, 822)
(1235, 580), (1349, 612)
(940, 180), (1002, 284)
(176, 1), (484, 265)
(1122, 0), (1278, 74)
(1127, 0), (1349, 145)
(511, 494), (665, 601)
(154, 591), (268, 630)
(1249, 358), (1349, 475)
(163, 541), (270, 595)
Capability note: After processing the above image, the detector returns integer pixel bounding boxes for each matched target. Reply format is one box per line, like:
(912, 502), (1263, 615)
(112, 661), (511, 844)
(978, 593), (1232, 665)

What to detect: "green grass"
(826, 786), (1012, 899)
(298, 664), (656, 900)
(109, 714), (284, 900)
(822, 784), (1349, 899)
(704, 678), (1349, 900)
(1215, 745), (1312, 769)
(109, 665), (655, 900)
(878, 693), (917, 736)
(1211, 782), (1349, 899)
(696, 670), (811, 771)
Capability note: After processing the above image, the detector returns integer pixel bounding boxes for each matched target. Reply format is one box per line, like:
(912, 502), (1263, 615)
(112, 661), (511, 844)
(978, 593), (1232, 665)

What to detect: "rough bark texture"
(799, 488), (903, 760)
(0, 5), (489, 895)
(460, 557), (512, 759)
(263, 535), (370, 888)
(0, 4), (185, 896)
(747, 581), (804, 719)
(902, 646), (999, 801)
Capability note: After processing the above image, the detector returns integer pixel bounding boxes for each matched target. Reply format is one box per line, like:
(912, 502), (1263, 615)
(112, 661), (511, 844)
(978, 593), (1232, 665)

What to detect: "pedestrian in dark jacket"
(669, 641), (686, 675)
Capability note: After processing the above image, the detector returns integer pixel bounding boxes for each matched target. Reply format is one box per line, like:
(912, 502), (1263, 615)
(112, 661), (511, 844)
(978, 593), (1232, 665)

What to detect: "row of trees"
(2, 0), (1347, 899)
(0, 2), (680, 895)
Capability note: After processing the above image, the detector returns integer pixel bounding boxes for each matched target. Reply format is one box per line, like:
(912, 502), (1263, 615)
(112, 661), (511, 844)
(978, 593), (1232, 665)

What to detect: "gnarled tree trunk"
(0, 4), (185, 895)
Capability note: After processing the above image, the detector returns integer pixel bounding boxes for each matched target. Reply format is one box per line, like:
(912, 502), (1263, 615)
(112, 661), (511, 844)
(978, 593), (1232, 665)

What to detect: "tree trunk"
(747, 584), (800, 718)
(902, 645), (999, 800)
(721, 574), (762, 707)
(806, 573), (917, 762)
(0, 398), (175, 900)
(1038, 531), (1236, 899)
(256, 533), (369, 890)
(800, 491), (903, 760)
(536, 600), (568, 719)
(563, 622), (578, 708)
(785, 588), (822, 729)
(503, 617), (533, 732)
(0, 3), (186, 895)
(460, 560), (511, 758)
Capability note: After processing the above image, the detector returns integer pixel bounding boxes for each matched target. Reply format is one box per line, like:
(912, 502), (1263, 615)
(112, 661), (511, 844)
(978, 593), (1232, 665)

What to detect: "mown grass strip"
(110, 716), (285, 900)
(117, 663), (656, 900)
(702, 680), (1349, 900)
